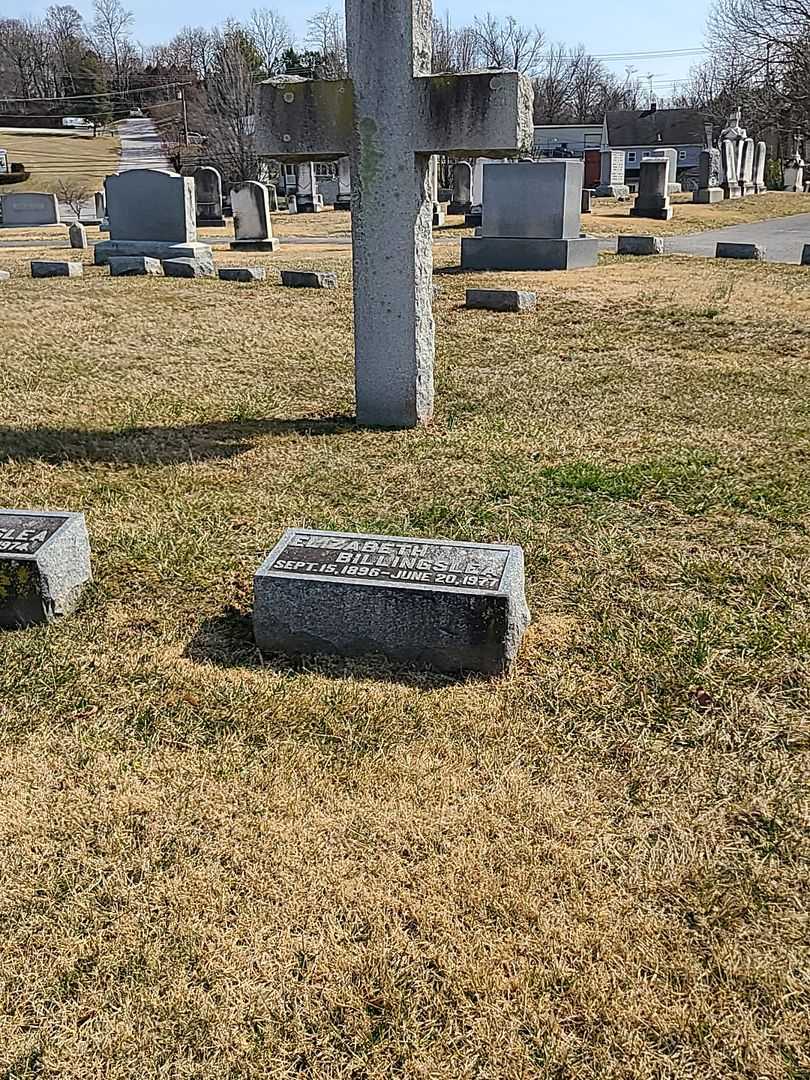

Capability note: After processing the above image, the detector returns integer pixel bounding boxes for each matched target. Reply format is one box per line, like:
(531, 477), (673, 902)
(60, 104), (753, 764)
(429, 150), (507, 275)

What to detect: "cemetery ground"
(0, 238), (808, 1078)
(0, 129), (121, 196)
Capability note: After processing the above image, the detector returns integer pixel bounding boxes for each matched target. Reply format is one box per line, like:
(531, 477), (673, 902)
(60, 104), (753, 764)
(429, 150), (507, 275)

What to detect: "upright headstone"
(295, 162), (321, 213)
(255, 0), (533, 428)
(253, 528), (530, 675)
(69, 222), (88, 249)
(449, 161), (472, 215)
(194, 166), (225, 227)
(595, 150), (629, 198)
(96, 168), (212, 265)
(430, 156), (445, 226)
(721, 140), (741, 199)
(784, 151), (804, 193)
(105, 169), (196, 242)
(648, 148), (680, 193)
(629, 157), (673, 220)
(334, 156), (352, 210)
(694, 148), (724, 204)
(739, 138), (756, 197)
(753, 141), (767, 193)
(461, 160), (598, 270)
(230, 181), (280, 252)
(94, 190), (106, 220)
(581, 188), (593, 214)
(467, 156), (507, 225)
(0, 509), (91, 628)
(0, 192), (60, 228)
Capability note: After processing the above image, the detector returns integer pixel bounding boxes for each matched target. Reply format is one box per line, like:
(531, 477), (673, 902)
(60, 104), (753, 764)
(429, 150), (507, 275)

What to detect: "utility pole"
(178, 86), (189, 146)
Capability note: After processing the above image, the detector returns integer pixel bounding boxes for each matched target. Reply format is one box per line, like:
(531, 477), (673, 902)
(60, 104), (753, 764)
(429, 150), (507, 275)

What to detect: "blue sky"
(4, 0), (711, 87)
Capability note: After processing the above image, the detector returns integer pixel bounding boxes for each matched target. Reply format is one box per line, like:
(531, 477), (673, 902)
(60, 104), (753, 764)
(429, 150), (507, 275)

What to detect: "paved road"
(596, 212), (810, 264)
(55, 117), (170, 221)
(116, 117), (170, 171)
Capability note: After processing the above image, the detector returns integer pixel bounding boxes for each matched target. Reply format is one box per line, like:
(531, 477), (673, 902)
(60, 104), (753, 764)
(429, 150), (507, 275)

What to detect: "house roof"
(606, 108), (711, 148)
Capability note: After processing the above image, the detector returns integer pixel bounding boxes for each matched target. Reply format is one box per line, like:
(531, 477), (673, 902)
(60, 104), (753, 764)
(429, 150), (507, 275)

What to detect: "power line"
(0, 80), (195, 104)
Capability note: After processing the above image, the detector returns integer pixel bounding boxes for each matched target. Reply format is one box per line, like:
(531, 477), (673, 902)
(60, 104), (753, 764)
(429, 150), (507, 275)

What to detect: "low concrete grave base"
(740, 184), (756, 198)
(333, 199), (352, 211)
(668, 183), (682, 195)
(31, 261), (82, 278)
(432, 211), (446, 227)
(94, 240), (213, 266)
(461, 236), (599, 271)
(162, 257), (216, 278)
(466, 288), (537, 312)
(229, 239), (280, 252)
(109, 256), (164, 277)
(464, 212), (483, 228)
(629, 205), (674, 221)
(219, 267), (267, 282)
(594, 184), (630, 198)
(281, 270), (337, 289)
(253, 529), (531, 676)
(0, 271), (9, 282)
(723, 186), (742, 200)
(448, 201), (471, 215)
(617, 235), (664, 256)
(716, 242), (766, 261)
(0, 509), (92, 629)
(693, 188), (724, 204)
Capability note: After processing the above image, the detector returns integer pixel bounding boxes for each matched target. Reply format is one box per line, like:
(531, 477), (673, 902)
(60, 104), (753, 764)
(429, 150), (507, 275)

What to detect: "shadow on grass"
(185, 607), (480, 689)
(0, 415), (354, 465)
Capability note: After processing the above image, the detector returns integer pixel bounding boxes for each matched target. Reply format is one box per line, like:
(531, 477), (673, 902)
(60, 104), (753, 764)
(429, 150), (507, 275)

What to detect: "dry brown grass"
(0, 242), (808, 1078)
(0, 129), (121, 195)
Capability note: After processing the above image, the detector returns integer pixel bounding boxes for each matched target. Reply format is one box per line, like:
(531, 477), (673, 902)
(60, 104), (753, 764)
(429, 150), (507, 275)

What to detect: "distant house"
(533, 124), (603, 158)
(603, 107), (714, 188)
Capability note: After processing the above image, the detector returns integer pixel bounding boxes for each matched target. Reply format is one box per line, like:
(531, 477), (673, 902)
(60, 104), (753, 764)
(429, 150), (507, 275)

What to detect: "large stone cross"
(255, 0), (533, 428)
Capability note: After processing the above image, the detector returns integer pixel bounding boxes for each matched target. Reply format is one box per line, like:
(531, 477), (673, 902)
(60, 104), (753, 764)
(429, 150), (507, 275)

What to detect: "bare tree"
(55, 177), (92, 217)
(533, 43), (572, 123)
(202, 33), (260, 186)
(306, 5), (347, 79)
(248, 7), (292, 75)
(92, 0), (133, 89)
(473, 13), (545, 76)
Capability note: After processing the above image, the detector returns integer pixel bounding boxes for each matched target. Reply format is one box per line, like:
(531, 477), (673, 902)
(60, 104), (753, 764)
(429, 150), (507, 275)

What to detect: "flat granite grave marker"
(219, 266), (266, 282)
(254, 528), (530, 674)
(281, 270), (337, 289)
(716, 242), (765, 261)
(109, 256), (164, 276)
(466, 288), (536, 312)
(31, 260), (82, 278)
(255, 0), (533, 427)
(617, 235), (664, 256)
(0, 509), (91, 628)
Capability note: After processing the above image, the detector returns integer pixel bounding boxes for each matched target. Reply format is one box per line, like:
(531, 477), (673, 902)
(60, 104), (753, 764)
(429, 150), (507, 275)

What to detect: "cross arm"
(415, 71), (534, 156)
(254, 76), (353, 161)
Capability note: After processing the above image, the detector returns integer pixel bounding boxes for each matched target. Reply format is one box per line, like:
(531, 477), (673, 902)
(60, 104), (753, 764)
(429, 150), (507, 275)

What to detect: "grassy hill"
(0, 128), (121, 195)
